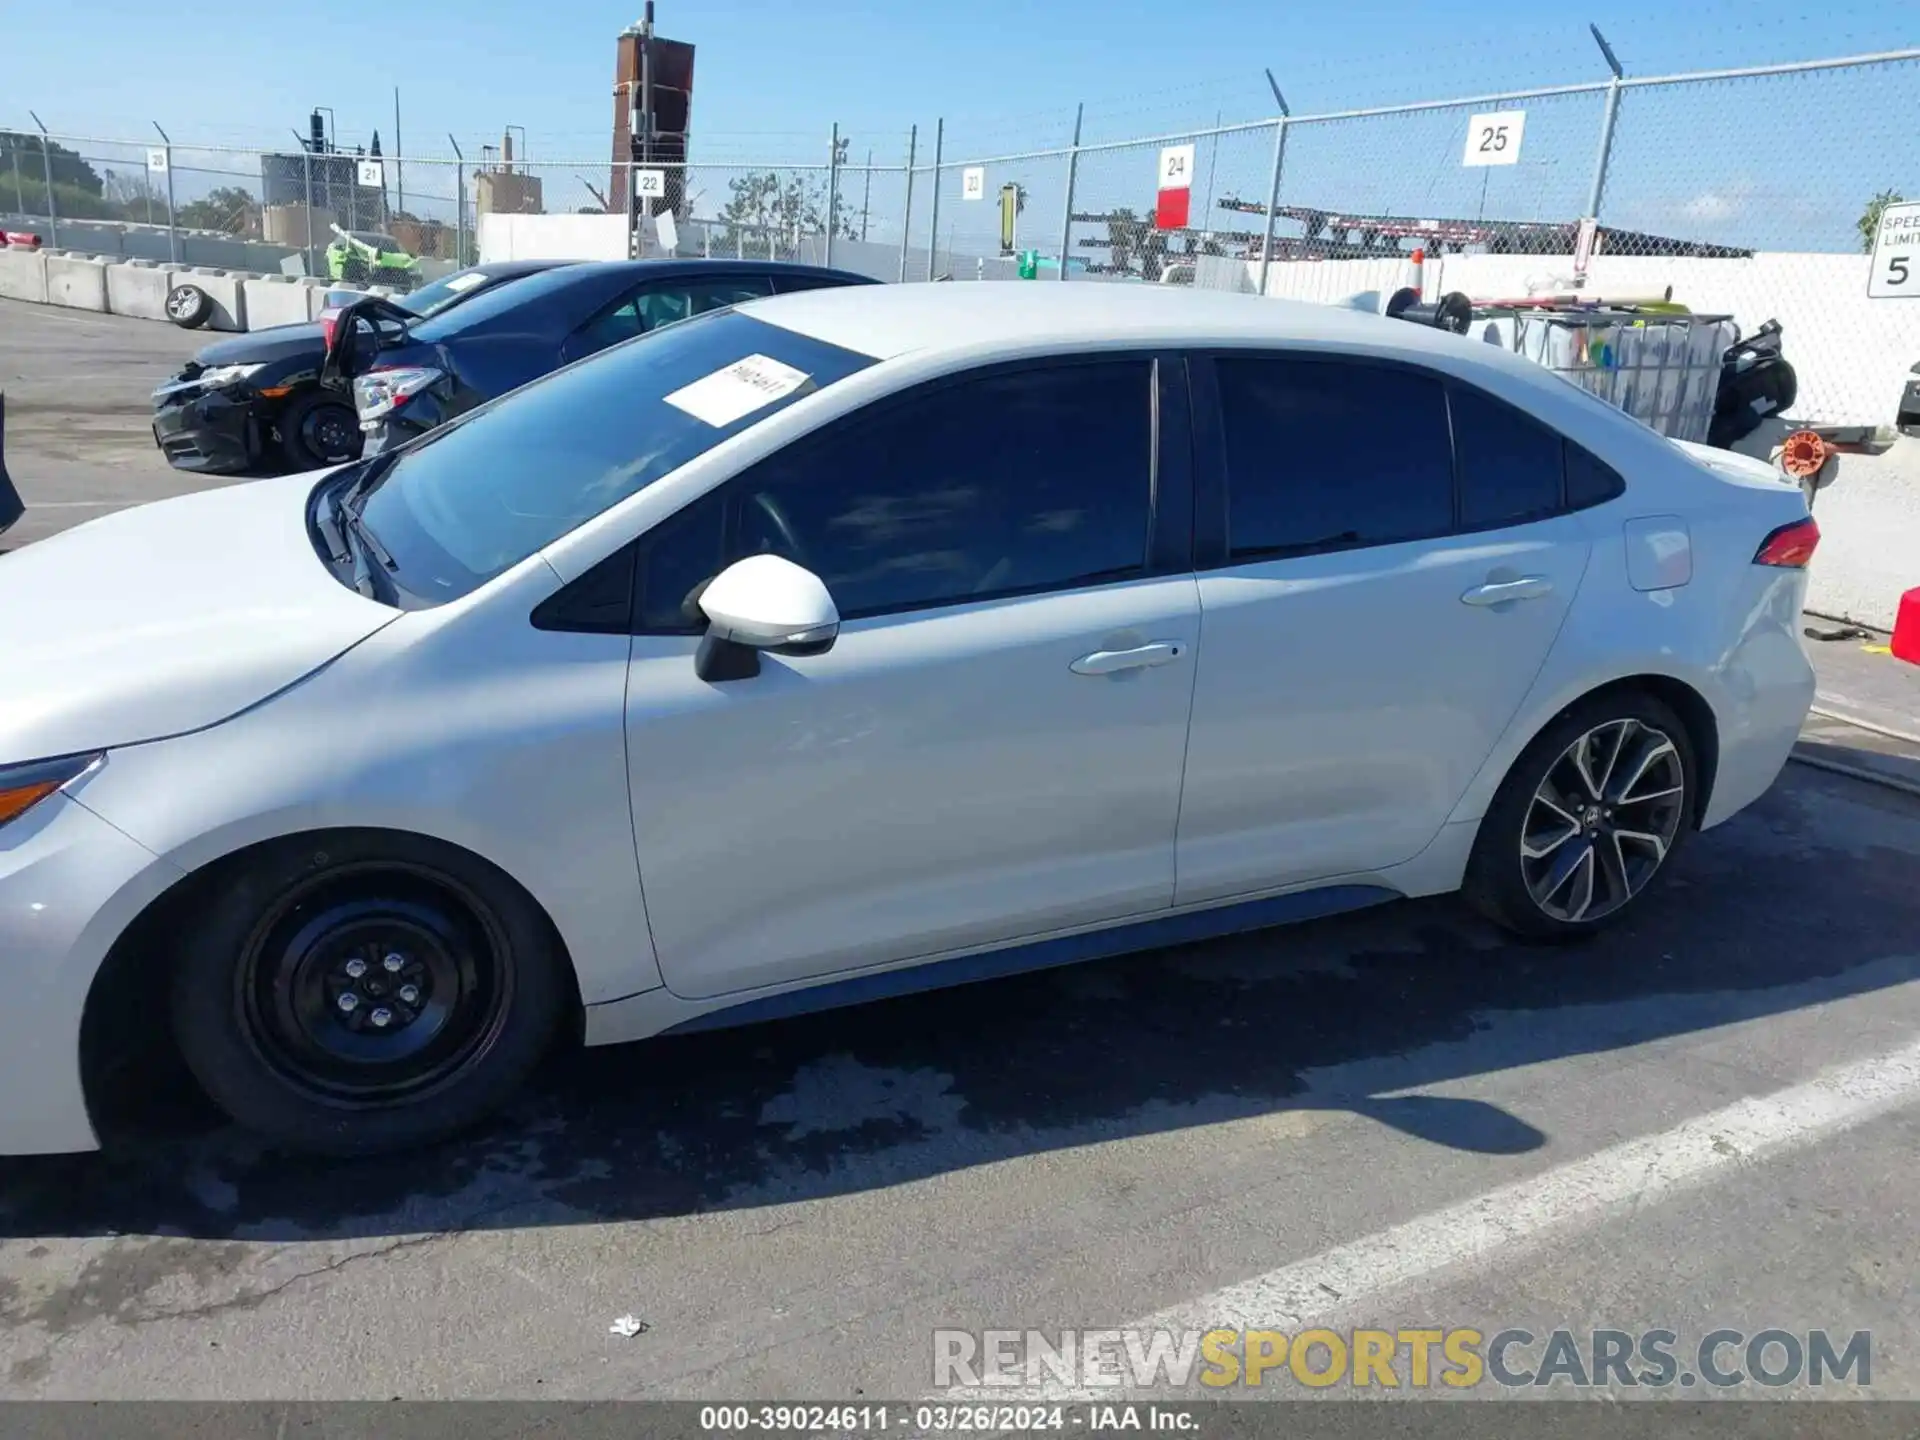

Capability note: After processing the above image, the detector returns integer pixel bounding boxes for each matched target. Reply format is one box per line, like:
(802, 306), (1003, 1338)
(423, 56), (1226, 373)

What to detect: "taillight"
(319, 310), (340, 351)
(1754, 516), (1820, 568)
(352, 365), (443, 422)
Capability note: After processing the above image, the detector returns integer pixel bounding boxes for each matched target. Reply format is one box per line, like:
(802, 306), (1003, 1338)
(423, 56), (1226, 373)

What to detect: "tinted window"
(407, 265), (597, 342)
(1565, 443), (1627, 508)
(397, 267), (530, 320)
(352, 310), (876, 604)
(638, 360), (1153, 625)
(574, 276), (775, 355)
(1217, 358), (1453, 560)
(1451, 384), (1564, 529)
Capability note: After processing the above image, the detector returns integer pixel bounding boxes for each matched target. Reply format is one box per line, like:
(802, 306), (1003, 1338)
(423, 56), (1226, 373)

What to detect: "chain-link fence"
(6, 44), (1917, 414)
(9, 46), (1913, 280)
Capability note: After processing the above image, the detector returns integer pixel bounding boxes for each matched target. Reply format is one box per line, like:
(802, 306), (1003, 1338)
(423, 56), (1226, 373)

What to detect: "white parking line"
(977, 1033), (1920, 1400)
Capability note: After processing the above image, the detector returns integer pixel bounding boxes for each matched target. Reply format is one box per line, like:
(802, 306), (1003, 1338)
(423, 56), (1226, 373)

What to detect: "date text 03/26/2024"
(698, 1405), (1197, 1432)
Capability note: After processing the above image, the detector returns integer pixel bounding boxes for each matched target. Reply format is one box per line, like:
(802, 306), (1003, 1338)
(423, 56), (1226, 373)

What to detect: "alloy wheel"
(1520, 717), (1688, 924)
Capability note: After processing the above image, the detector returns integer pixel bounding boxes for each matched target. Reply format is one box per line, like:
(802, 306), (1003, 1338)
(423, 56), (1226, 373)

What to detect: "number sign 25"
(1462, 110), (1526, 168)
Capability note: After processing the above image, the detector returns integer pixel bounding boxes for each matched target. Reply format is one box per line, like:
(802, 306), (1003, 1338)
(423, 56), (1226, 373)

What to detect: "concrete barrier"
(309, 282), (370, 319)
(45, 253), (109, 311)
(103, 259), (180, 322)
(0, 246), (48, 303)
(241, 274), (317, 331)
(175, 268), (246, 332)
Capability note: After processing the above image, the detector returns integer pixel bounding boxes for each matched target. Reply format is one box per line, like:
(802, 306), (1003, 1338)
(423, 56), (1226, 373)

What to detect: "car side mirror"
(695, 554), (840, 682)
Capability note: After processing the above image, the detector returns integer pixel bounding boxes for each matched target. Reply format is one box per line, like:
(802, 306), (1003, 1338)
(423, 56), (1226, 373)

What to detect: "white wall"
(478, 212), (630, 263)
(1252, 250), (1920, 428)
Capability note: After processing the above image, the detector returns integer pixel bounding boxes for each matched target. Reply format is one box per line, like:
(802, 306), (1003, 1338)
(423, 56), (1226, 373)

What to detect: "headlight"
(0, 753), (104, 828)
(353, 366), (444, 422)
(197, 362), (267, 390)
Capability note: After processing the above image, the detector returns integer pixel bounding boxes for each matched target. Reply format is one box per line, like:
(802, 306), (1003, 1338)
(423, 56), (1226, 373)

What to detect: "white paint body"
(0, 284), (1816, 1154)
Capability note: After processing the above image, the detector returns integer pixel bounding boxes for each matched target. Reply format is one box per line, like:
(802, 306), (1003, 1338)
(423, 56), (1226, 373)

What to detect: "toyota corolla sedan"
(0, 284), (1819, 1157)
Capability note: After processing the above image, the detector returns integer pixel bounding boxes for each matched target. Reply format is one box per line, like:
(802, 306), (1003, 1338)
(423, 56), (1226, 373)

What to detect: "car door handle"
(1461, 576), (1554, 607)
(1070, 642), (1186, 676)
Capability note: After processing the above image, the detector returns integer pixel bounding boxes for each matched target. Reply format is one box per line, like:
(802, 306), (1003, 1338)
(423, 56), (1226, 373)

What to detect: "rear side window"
(1565, 443), (1627, 508)
(1450, 384), (1564, 529)
(1216, 358), (1453, 560)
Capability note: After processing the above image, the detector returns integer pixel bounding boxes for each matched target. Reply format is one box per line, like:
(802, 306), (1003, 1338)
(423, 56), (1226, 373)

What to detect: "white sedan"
(0, 283), (1819, 1157)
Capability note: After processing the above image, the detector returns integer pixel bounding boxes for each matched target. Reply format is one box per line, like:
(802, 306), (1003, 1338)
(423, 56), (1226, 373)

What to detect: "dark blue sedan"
(343, 259), (880, 454)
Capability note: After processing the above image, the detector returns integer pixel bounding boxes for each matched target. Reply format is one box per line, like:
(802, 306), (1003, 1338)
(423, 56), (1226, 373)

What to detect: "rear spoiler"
(0, 393), (25, 538)
(319, 294), (419, 384)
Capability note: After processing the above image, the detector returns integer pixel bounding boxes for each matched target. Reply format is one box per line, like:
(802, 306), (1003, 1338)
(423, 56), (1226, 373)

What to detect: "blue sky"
(3, 0), (1914, 253)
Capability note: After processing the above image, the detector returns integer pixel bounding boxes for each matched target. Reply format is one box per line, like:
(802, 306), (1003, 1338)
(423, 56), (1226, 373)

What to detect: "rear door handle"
(1070, 641), (1186, 676)
(1461, 576), (1554, 607)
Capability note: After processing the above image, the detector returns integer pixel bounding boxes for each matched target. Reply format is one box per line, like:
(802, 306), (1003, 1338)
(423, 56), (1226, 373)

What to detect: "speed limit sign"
(1868, 199), (1920, 298)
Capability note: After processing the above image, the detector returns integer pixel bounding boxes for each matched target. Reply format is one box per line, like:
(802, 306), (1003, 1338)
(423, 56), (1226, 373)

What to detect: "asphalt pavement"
(2, 297), (1919, 1406)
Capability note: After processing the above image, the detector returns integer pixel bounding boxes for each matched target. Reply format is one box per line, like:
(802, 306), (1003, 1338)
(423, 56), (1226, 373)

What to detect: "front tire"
(171, 834), (567, 1156)
(278, 390), (363, 471)
(1463, 692), (1696, 941)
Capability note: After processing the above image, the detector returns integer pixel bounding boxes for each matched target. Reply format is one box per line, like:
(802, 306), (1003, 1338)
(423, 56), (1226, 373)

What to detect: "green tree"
(176, 186), (263, 236)
(1860, 189), (1904, 253)
(716, 170), (853, 254)
(0, 131), (103, 195)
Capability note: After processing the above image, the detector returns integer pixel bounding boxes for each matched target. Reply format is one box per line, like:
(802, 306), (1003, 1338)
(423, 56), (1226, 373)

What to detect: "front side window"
(349, 309), (876, 604)
(1217, 357), (1454, 560)
(638, 359), (1155, 628)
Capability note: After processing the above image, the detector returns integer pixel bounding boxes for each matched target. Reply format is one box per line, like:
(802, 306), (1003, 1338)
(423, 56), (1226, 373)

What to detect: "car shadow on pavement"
(0, 766), (1916, 1246)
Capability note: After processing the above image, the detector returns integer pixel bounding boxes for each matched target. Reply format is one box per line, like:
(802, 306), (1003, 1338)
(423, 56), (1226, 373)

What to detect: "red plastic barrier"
(1893, 588), (1920, 666)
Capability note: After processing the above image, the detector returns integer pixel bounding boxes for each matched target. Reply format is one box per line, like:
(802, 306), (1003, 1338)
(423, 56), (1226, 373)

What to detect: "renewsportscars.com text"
(932, 1326), (1872, 1390)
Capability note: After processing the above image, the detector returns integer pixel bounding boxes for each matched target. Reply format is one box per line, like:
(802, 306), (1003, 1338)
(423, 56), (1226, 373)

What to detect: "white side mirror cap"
(699, 554), (840, 651)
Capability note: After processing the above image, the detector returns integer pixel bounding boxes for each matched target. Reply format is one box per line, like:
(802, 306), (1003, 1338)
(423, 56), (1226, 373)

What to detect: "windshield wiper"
(323, 461), (400, 600)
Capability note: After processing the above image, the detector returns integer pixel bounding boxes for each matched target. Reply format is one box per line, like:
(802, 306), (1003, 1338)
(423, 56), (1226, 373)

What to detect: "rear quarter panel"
(1444, 427), (1814, 832)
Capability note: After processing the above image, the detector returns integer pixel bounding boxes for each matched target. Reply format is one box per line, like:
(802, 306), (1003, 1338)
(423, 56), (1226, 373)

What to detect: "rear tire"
(164, 283), (212, 329)
(170, 833), (568, 1156)
(1463, 691), (1696, 942)
(279, 390), (363, 471)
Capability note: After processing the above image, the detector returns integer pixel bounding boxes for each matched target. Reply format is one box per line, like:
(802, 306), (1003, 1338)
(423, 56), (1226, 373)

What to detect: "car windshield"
(352, 232), (400, 250)
(395, 267), (525, 319)
(405, 264), (597, 342)
(352, 308), (877, 604)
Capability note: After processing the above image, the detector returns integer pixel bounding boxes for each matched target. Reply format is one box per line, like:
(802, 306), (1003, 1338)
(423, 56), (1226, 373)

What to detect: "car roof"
(529, 258), (872, 285)
(737, 280), (1584, 400)
(469, 258), (578, 280)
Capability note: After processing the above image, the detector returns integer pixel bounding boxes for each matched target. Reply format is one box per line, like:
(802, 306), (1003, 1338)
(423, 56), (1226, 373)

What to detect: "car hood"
(193, 323), (328, 366)
(0, 472), (400, 763)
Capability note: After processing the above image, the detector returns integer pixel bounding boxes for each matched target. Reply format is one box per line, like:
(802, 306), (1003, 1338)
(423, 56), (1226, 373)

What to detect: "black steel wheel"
(234, 864), (512, 1106)
(278, 391), (363, 470)
(1463, 690), (1698, 942)
(172, 833), (568, 1156)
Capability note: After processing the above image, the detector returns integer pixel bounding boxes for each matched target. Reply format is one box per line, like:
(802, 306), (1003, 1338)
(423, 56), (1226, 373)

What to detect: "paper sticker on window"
(663, 354), (812, 427)
(444, 272), (487, 293)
